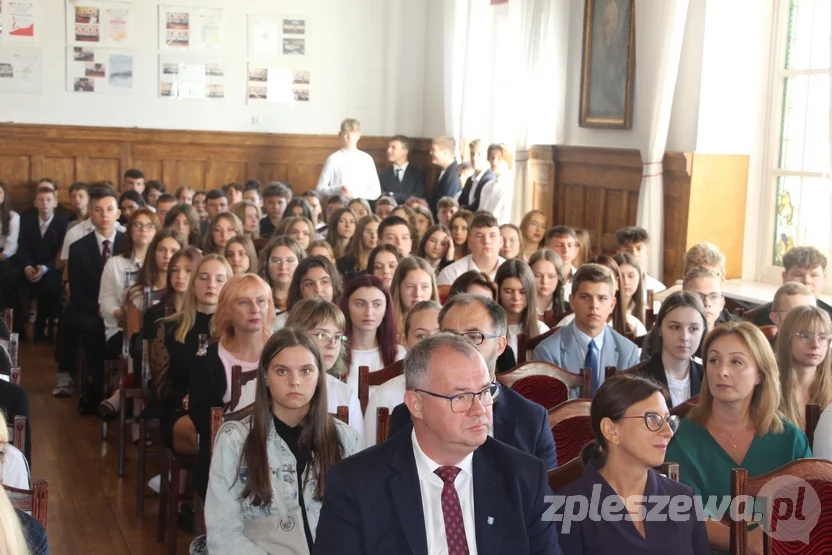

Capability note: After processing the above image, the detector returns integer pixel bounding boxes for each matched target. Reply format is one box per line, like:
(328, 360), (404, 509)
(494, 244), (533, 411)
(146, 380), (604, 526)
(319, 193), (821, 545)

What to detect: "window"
(766, 0), (830, 272)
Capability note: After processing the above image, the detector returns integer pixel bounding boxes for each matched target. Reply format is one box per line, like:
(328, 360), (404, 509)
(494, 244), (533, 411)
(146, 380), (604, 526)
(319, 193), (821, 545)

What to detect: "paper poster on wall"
(66, 0), (134, 48)
(65, 46), (133, 93)
(0, 0), (36, 42)
(246, 63), (308, 104)
(159, 6), (222, 51)
(159, 55), (224, 100)
(0, 46), (41, 93)
(247, 14), (278, 57)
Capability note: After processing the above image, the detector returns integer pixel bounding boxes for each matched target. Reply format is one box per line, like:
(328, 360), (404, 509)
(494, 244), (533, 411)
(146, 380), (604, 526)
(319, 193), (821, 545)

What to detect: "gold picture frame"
(579, 0), (635, 129)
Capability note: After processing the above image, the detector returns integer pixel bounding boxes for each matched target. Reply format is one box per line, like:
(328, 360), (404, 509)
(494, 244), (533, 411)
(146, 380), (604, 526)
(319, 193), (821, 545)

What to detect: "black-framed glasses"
(618, 411), (680, 433)
(415, 383), (500, 413)
(446, 330), (502, 345)
(312, 331), (348, 346)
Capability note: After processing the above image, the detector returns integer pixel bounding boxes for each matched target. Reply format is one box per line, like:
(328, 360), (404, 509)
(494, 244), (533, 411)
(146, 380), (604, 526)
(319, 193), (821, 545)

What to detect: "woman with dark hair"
(336, 214), (379, 278)
(286, 196), (313, 221)
(229, 200), (262, 240)
(283, 256), (344, 333)
(340, 274), (406, 396)
(0, 181), (19, 268)
(635, 291), (707, 406)
(192, 191), (208, 221)
(411, 204), (433, 240)
(142, 247), (201, 331)
(143, 180), (166, 207)
(325, 207), (356, 259)
(202, 212), (243, 255)
(204, 328), (360, 553)
(496, 259), (549, 355)
(164, 203), (201, 247)
(555, 375), (709, 554)
(367, 244), (401, 289)
(449, 270), (498, 299)
(449, 209), (473, 261)
(282, 216), (316, 252)
(257, 236), (304, 317)
(301, 190), (324, 230)
(224, 234), (257, 275)
(416, 224), (453, 273)
(119, 190), (146, 224)
(347, 198), (371, 220)
(613, 252), (646, 327)
(529, 249), (567, 315)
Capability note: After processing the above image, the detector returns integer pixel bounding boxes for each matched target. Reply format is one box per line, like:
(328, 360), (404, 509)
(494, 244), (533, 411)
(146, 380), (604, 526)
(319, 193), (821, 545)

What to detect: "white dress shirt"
(557, 312), (647, 337)
(561, 265), (578, 304)
(0, 211), (20, 258)
(95, 230), (118, 257)
(643, 274), (667, 294)
(326, 373), (364, 444)
(437, 254), (506, 286)
(812, 404), (832, 460)
(38, 215), (54, 237)
(467, 170), (488, 205)
(363, 374), (406, 448)
(316, 148), (382, 200)
(99, 254), (142, 340)
(477, 173), (514, 226)
(60, 219), (125, 261)
(412, 429), (478, 555)
(393, 162), (409, 181)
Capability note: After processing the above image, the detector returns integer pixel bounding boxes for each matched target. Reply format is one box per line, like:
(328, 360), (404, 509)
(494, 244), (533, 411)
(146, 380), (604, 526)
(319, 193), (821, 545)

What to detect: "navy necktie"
(586, 339), (599, 395)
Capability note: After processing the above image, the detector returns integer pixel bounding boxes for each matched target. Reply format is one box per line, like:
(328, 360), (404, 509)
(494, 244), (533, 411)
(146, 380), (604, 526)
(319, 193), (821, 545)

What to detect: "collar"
(39, 214), (54, 227)
(474, 169), (487, 182)
(394, 162), (409, 172)
(411, 428), (474, 480)
(95, 230), (118, 246)
(573, 323), (605, 353)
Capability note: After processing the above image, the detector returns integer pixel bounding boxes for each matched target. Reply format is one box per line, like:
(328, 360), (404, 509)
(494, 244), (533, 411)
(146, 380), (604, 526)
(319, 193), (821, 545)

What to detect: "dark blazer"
(67, 231), (125, 314)
(21, 203), (74, 223)
(312, 428), (562, 555)
(388, 383), (558, 470)
(458, 169), (496, 212)
(188, 342), (229, 498)
(0, 379), (31, 465)
(259, 216), (276, 239)
(555, 459), (710, 554)
(427, 161), (461, 217)
(18, 215), (69, 272)
(379, 165), (427, 204)
(635, 354), (703, 407)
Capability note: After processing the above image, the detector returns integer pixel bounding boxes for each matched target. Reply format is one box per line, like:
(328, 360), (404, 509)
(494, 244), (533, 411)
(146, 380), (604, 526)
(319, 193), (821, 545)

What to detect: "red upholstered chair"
(438, 285), (452, 305)
(358, 360), (404, 414)
(335, 406), (348, 424)
(9, 365), (20, 385)
(7, 415), (25, 453)
(548, 399), (593, 465)
(497, 360), (592, 406)
(729, 459), (832, 555)
(645, 290), (656, 329)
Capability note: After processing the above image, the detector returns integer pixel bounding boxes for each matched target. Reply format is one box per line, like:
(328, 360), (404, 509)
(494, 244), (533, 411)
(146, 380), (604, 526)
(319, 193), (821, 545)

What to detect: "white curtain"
(635, 0), (690, 279)
(510, 0), (570, 224)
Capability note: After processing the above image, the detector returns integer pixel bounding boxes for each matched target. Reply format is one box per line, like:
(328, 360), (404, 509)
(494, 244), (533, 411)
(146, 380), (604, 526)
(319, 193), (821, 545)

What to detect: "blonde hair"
(285, 298), (348, 376)
(683, 242), (726, 277)
(202, 212), (243, 255)
(776, 305), (832, 429)
(211, 274), (275, 341)
(690, 322), (784, 435)
(340, 118), (360, 133)
(229, 200), (262, 240)
(165, 254), (233, 343)
(0, 412), (31, 555)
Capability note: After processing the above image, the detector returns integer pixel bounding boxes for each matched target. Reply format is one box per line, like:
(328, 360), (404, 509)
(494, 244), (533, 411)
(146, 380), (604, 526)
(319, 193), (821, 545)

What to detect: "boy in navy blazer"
(533, 263), (639, 395)
(427, 135), (461, 218)
(378, 135), (426, 204)
(17, 186), (68, 340)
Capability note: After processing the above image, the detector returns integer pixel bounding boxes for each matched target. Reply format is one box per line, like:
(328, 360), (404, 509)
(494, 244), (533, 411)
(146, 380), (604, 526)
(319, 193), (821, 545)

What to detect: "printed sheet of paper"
(247, 64), (309, 104)
(1, 0), (36, 42)
(0, 46), (41, 93)
(159, 55), (224, 100)
(159, 5), (221, 51)
(247, 14), (278, 57)
(65, 46), (133, 93)
(66, 0), (134, 48)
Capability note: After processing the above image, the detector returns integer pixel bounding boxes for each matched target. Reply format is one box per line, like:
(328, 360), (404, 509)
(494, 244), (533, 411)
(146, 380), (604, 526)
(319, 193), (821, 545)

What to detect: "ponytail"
(580, 440), (606, 465)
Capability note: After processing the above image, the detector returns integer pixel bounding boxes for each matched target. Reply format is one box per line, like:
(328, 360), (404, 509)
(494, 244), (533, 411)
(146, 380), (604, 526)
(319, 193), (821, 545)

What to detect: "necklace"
(715, 425), (751, 450)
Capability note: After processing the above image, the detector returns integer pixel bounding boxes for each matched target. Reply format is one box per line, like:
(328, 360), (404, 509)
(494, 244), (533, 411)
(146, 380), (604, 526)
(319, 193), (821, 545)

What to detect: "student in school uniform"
(316, 118), (382, 201)
(437, 212), (505, 285)
(378, 135), (426, 204)
(259, 182), (291, 238)
(545, 226), (579, 303)
(615, 226), (666, 293)
(457, 139), (495, 212)
(425, 135), (461, 218)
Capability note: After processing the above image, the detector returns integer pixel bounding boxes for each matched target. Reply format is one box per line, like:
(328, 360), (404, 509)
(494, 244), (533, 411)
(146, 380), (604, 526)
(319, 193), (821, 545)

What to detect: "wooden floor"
(19, 339), (190, 555)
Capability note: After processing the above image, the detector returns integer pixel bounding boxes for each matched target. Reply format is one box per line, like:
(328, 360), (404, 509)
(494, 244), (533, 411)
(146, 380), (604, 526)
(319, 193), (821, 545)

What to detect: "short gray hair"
(439, 294), (507, 337)
(404, 332), (484, 390)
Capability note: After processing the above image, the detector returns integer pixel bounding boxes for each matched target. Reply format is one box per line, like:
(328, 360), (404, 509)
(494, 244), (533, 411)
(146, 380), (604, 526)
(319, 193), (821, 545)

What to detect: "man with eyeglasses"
(314, 333), (562, 555)
(387, 294), (558, 470)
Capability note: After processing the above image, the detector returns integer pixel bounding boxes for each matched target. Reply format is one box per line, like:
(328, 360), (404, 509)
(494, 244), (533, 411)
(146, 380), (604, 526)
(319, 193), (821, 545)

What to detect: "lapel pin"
(487, 517), (494, 525)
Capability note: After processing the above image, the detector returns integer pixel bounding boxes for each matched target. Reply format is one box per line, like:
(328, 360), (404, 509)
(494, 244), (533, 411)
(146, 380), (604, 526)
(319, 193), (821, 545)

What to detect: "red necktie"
(434, 466), (469, 555)
(102, 239), (111, 267)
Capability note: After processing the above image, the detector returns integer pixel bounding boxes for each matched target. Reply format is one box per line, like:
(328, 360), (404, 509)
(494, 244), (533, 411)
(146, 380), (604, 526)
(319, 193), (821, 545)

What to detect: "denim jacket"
(205, 414), (361, 554)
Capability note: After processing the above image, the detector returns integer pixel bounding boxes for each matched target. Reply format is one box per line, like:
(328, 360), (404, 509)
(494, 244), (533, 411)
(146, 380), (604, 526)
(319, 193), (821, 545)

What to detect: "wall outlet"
(251, 116), (261, 125)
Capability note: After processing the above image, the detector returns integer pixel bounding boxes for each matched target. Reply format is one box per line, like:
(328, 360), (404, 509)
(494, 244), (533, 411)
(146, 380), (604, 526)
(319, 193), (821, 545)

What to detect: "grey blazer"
(531, 321), (639, 396)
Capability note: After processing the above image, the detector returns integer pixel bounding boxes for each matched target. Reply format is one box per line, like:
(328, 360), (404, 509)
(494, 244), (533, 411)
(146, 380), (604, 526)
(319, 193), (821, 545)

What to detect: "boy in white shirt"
(316, 118), (381, 201)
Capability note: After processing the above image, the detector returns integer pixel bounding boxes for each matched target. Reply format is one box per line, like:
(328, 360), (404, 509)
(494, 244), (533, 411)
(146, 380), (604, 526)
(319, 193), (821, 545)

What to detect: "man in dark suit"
(0, 379), (31, 465)
(17, 186), (68, 340)
(426, 135), (461, 218)
(457, 139), (496, 212)
(19, 178), (75, 222)
(378, 135), (426, 204)
(55, 187), (125, 410)
(314, 334), (561, 555)
(388, 294), (557, 470)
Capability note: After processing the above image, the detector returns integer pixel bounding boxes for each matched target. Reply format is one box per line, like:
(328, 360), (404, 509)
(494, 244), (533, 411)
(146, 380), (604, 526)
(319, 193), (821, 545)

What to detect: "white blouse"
(812, 403), (832, 460)
(507, 320), (550, 360)
(0, 211), (20, 258)
(346, 345), (407, 399)
(99, 254), (142, 340)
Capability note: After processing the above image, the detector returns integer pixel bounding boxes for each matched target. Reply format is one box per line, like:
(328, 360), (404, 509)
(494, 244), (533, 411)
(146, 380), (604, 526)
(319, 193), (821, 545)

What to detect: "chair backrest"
(335, 406), (348, 424)
(656, 462), (679, 482)
(730, 459), (832, 555)
(547, 455), (584, 491)
(7, 415), (26, 453)
(621, 360), (649, 374)
(3, 308), (12, 333)
(604, 366), (617, 381)
(5, 480), (48, 528)
(209, 404), (255, 455)
(806, 403), (821, 451)
(645, 290), (656, 328)
(541, 310), (571, 329)
(517, 327), (560, 364)
(10, 365), (20, 385)
(358, 361), (404, 414)
(758, 325), (777, 340)
(7, 333), (18, 367)
(230, 364), (259, 411)
(497, 360), (591, 400)
(634, 334), (648, 349)
(548, 399), (594, 465)
(376, 407), (390, 445)
(669, 395), (700, 418)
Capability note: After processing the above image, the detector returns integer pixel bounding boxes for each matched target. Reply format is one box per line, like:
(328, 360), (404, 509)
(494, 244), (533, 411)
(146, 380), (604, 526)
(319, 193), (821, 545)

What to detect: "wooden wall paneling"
(661, 153), (693, 284)
(257, 163), (289, 186)
(119, 143), (131, 180)
(161, 159), (178, 187)
(287, 163), (324, 193)
(133, 159), (162, 184)
(176, 160), (206, 191)
(529, 145), (556, 225)
(44, 157), (76, 194)
(85, 158), (121, 185)
(0, 155), (32, 206)
(206, 160), (247, 190)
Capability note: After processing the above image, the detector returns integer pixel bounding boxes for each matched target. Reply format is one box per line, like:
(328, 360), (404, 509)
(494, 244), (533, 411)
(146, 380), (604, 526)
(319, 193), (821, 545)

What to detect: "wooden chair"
(438, 284), (452, 304)
(7, 415), (26, 453)
(7, 332), (18, 367)
(253, 237), (269, 253)
(358, 360), (404, 414)
(376, 407), (390, 445)
(806, 403), (821, 451)
(517, 327), (561, 364)
(621, 360), (649, 374)
(548, 400), (594, 465)
(497, 360), (592, 408)
(634, 334), (648, 349)
(758, 325), (777, 340)
(741, 305), (763, 323)
(335, 406), (349, 424)
(210, 404), (256, 454)
(547, 455), (585, 490)
(645, 290), (656, 329)
(541, 310), (571, 329)
(729, 459), (832, 555)
(3, 308), (12, 334)
(9, 365), (20, 385)
(604, 366), (618, 381)
(669, 395), (700, 418)
(5, 480), (48, 528)
(230, 364), (259, 410)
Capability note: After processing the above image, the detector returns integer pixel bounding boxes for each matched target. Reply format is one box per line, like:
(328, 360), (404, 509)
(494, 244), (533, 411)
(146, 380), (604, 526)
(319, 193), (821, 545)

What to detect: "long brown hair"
(613, 252), (646, 325)
(238, 328), (346, 505)
(126, 228), (185, 305)
(495, 259), (540, 340)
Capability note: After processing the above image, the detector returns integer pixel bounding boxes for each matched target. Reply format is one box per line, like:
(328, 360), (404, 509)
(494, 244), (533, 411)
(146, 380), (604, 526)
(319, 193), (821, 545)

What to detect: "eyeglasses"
(415, 383), (500, 413)
(132, 222), (156, 231)
(269, 257), (298, 265)
(794, 331), (832, 346)
(313, 331), (348, 346)
(446, 330), (502, 345)
(695, 292), (723, 304)
(619, 411), (680, 433)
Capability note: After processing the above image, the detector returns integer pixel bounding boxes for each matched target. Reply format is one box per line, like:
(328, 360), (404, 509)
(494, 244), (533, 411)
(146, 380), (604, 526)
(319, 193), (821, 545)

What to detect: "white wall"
(0, 0), (428, 137)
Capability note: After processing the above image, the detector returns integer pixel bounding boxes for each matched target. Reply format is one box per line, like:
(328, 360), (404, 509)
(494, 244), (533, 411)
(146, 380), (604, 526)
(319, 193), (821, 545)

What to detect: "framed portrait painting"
(579, 0), (635, 129)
